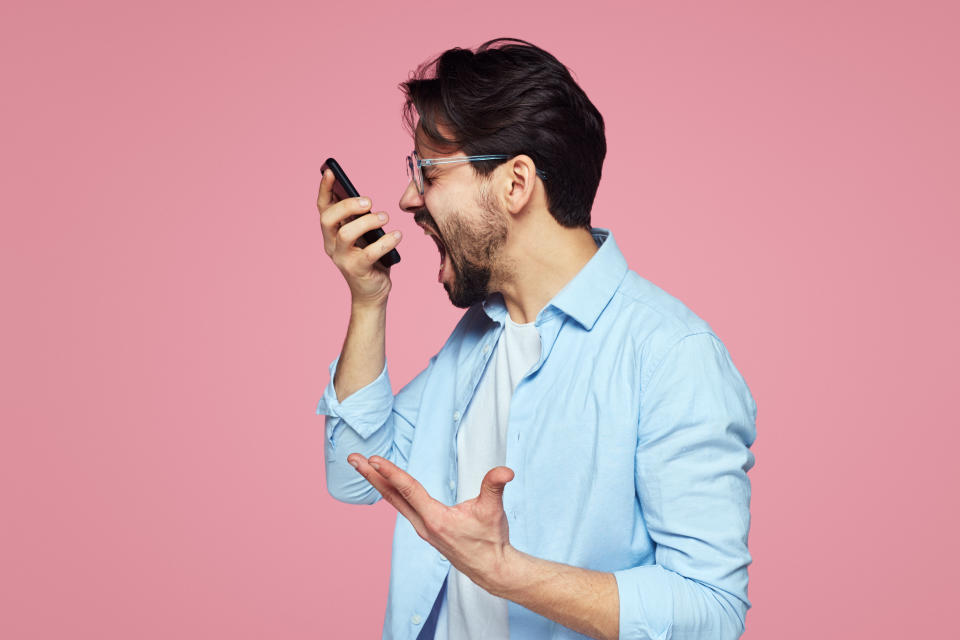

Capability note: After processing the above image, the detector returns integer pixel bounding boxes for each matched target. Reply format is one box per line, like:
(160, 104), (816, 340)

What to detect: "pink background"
(2, 1), (957, 637)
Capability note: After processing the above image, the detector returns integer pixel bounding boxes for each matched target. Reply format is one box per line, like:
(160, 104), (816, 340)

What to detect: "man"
(316, 38), (757, 640)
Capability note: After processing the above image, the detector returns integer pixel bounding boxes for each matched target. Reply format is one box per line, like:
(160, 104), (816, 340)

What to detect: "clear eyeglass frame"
(405, 150), (547, 195)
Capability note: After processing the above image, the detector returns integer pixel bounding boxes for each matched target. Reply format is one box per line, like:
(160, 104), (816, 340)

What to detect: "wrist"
(489, 544), (528, 599)
(350, 297), (388, 314)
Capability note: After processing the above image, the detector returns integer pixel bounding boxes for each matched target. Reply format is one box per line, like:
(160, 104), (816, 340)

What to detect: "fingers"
(319, 192), (372, 231)
(317, 168), (334, 209)
(348, 454), (431, 537)
(477, 466), (515, 509)
(362, 228), (402, 265)
(319, 195), (375, 259)
(337, 213), (403, 259)
(338, 211), (388, 248)
(366, 456), (442, 516)
(325, 211), (401, 269)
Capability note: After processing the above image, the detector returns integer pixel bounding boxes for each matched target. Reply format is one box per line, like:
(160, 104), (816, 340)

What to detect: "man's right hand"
(317, 168), (403, 308)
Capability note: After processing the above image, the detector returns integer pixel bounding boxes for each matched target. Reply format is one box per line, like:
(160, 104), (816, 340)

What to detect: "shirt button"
(411, 614), (422, 625)
(482, 344), (490, 354)
(453, 411), (461, 421)
(449, 480), (456, 490)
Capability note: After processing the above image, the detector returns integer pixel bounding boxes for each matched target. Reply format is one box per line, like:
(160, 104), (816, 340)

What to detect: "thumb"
(478, 466), (515, 508)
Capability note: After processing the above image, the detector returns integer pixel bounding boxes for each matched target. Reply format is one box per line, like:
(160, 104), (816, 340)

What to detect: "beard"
(414, 185), (508, 309)
(443, 229), (494, 308)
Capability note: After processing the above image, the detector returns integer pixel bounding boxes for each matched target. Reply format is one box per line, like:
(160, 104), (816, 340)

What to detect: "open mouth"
(419, 224), (449, 283)
(427, 231), (446, 261)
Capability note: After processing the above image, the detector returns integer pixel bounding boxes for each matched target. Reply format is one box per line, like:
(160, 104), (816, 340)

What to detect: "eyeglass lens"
(412, 151), (422, 193)
(406, 152), (423, 194)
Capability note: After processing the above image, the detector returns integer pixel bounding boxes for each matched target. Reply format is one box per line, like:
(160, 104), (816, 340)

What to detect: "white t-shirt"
(431, 312), (541, 640)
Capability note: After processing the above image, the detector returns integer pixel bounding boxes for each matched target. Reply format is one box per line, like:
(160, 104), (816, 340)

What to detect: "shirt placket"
(449, 323), (504, 504)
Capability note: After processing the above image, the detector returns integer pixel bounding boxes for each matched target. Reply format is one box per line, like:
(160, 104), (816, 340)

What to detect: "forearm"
(333, 301), (387, 402)
(492, 546), (619, 640)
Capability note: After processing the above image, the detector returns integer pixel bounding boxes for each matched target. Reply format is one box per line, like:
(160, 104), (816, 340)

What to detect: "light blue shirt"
(317, 228), (757, 640)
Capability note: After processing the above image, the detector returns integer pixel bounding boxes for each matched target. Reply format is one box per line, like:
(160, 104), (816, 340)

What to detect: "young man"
(316, 38), (757, 640)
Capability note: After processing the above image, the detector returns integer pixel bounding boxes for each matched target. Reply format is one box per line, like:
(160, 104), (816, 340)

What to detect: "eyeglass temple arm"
(418, 155), (547, 179)
(418, 155), (509, 166)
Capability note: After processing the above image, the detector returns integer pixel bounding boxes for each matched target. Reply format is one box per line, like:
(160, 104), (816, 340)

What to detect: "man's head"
(397, 38), (606, 308)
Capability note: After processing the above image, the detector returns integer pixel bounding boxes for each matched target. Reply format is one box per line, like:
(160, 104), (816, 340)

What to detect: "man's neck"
(494, 223), (599, 325)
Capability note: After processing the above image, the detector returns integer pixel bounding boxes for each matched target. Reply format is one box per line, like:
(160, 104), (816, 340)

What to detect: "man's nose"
(398, 179), (423, 213)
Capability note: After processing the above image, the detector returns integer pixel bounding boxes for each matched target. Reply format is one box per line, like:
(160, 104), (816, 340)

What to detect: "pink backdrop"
(2, 1), (957, 637)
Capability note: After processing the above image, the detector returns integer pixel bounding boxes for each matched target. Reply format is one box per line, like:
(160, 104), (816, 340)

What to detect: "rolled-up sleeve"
(316, 353), (435, 504)
(614, 332), (758, 640)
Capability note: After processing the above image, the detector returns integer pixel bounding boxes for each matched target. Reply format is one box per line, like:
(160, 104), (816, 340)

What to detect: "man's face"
(398, 127), (508, 308)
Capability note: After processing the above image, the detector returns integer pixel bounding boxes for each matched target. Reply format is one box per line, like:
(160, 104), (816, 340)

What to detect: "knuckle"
(319, 205), (337, 224)
(361, 245), (378, 264)
(397, 483), (416, 501)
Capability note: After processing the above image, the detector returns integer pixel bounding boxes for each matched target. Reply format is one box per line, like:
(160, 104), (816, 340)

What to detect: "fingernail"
(358, 198), (370, 207)
(348, 459), (359, 469)
(370, 461), (381, 470)
(377, 213), (387, 221)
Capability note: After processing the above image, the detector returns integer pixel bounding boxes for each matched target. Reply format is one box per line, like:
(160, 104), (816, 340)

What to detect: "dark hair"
(399, 38), (606, 230)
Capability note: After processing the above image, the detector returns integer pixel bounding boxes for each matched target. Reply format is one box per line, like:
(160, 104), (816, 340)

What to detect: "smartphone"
(321, 157), (401, 268)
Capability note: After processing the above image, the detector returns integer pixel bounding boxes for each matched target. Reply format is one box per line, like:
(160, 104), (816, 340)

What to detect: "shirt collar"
(481, 227), (628, 331)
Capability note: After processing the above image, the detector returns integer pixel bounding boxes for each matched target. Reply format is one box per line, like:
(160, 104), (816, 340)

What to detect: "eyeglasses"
(405, 150), (547, 195)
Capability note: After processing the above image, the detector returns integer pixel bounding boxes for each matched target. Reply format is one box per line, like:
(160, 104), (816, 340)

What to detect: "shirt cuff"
(613, 564), (674, 640)
(315, 354), (393, 440)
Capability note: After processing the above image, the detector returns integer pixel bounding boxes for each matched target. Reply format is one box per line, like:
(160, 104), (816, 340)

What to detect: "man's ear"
(501, 155), (538, 215)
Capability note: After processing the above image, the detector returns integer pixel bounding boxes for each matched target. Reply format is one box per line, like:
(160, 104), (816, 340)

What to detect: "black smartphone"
(321, 157), (401, 268)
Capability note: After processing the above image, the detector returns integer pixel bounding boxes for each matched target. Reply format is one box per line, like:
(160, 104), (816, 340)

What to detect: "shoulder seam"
(639, 331), (717, 404)
(612, 276), (706, 335)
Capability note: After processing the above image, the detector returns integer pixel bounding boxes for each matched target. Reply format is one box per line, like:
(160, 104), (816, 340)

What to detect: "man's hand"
(347, 453), (516, 595)
(317, 168), (402, 308)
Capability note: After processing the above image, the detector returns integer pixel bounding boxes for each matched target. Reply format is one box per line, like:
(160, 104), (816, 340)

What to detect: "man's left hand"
(347, 453), (516, 596)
